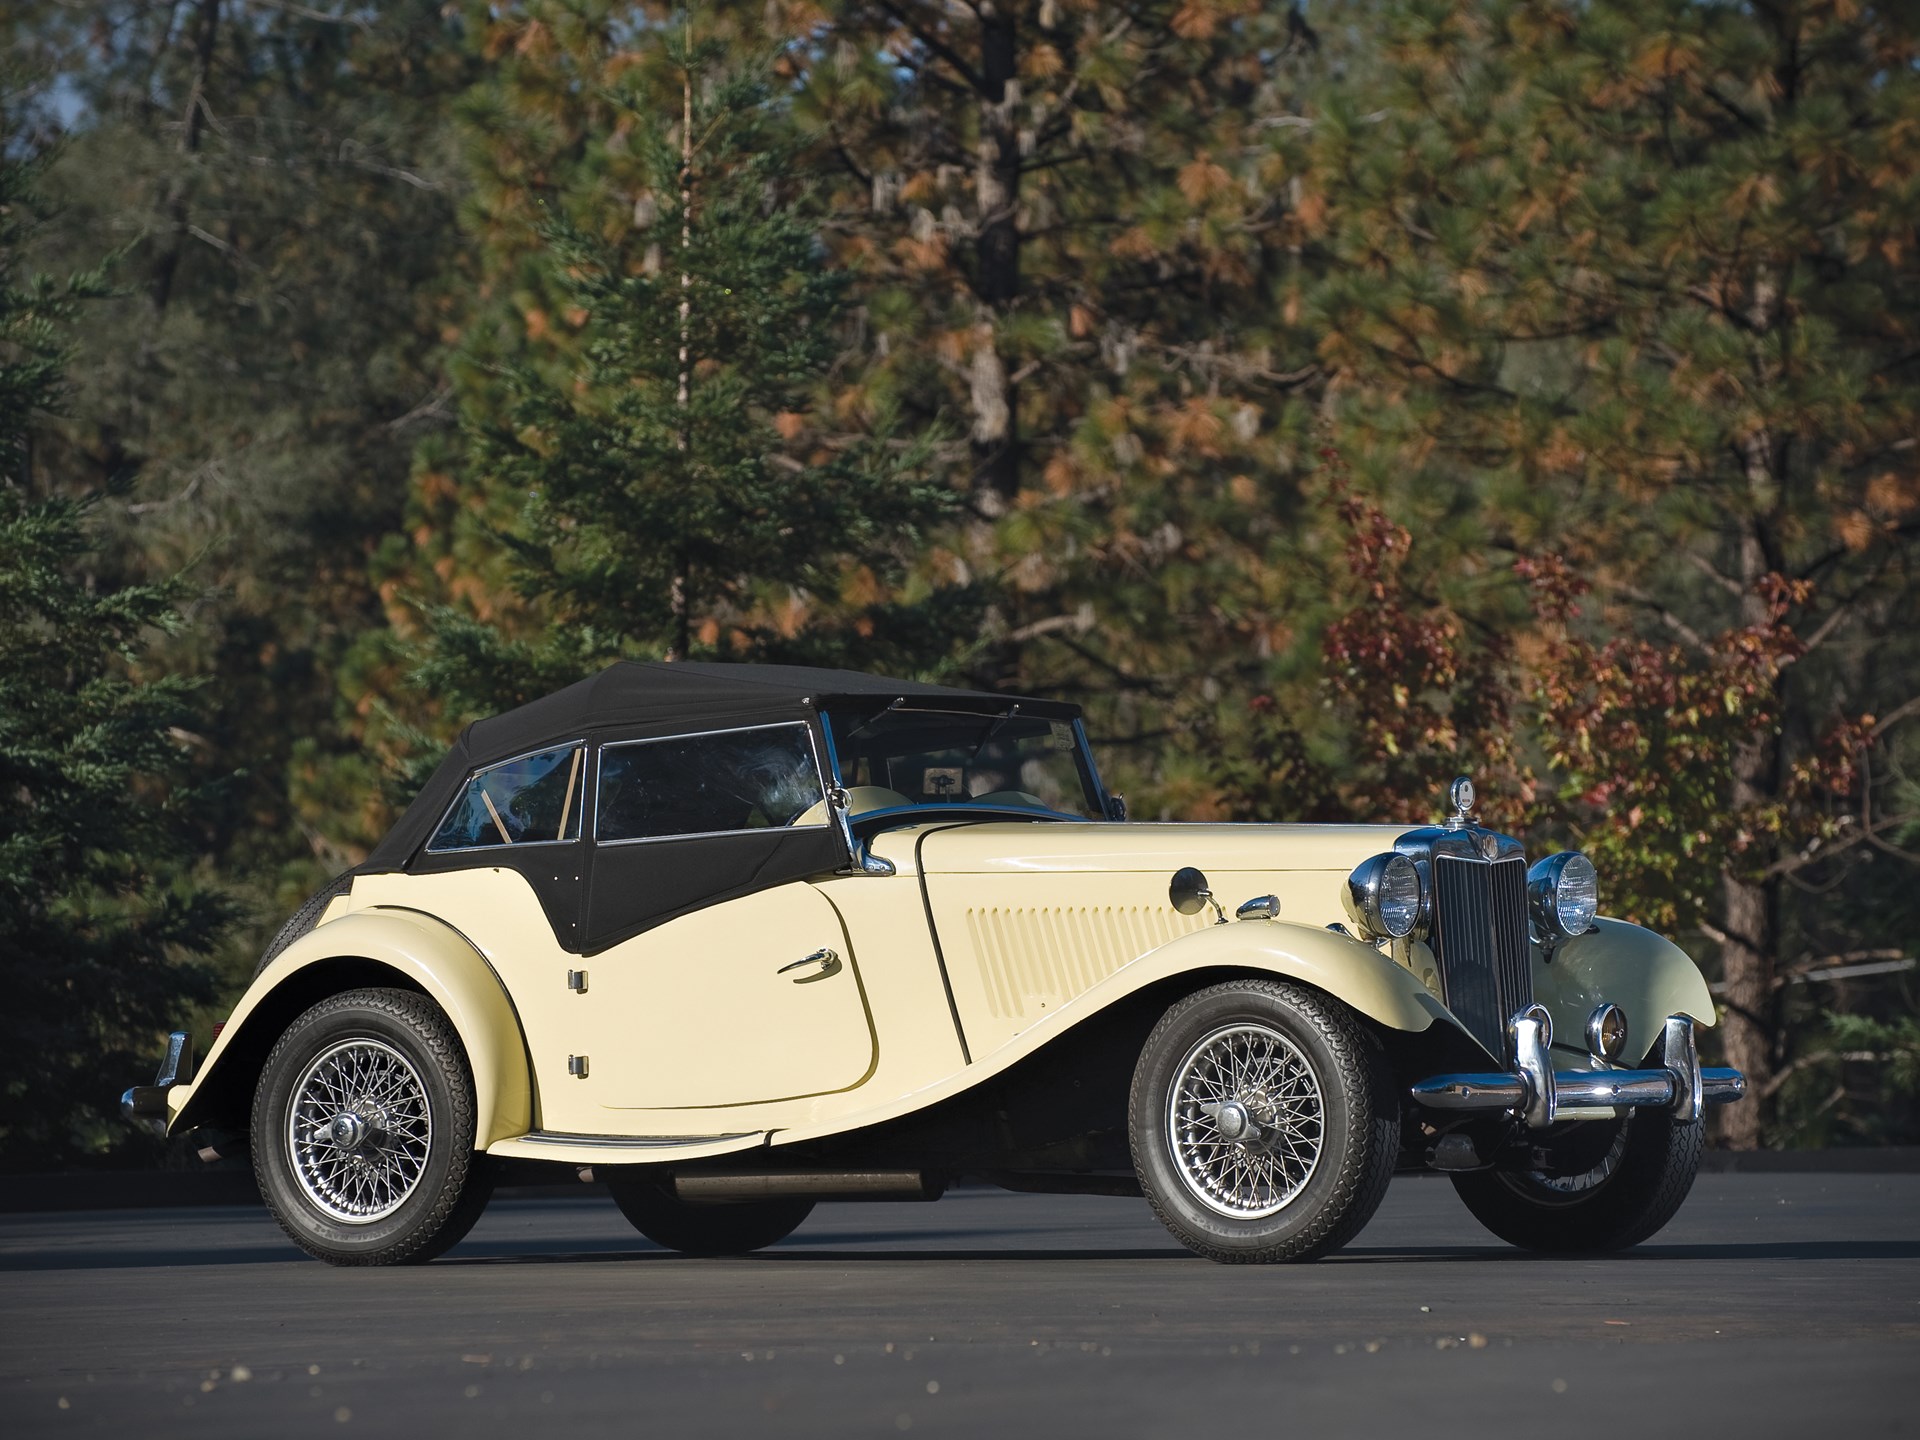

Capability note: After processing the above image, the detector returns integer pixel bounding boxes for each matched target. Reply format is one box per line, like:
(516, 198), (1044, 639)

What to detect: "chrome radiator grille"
(1429, 853), (1532, 1062)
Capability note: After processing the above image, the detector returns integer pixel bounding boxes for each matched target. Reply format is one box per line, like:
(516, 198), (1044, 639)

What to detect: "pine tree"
(773, 0), (1359, 798)
(402, 11), (960, 729)
(1298, 0), (1920, 1144)
(15, 0), (477, 936)
(0, 149), (233, 1167)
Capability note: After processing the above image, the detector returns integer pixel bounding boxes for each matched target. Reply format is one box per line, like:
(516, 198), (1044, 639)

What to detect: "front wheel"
(1129, 980), (1398, 1263)
(604, 1172), (813, 1255)
(1450, 1107), (1702, 1253)
(251, 987), (493, 1266)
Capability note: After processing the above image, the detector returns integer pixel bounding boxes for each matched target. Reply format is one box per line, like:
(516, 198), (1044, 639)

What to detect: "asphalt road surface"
(3, 1174), (1915, 1439)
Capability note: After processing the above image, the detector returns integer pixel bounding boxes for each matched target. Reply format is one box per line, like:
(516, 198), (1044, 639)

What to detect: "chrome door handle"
(777, 948), (841, 982)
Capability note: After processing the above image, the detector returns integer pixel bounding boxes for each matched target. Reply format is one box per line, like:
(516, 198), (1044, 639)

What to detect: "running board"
(488, 1130), (767, 1166)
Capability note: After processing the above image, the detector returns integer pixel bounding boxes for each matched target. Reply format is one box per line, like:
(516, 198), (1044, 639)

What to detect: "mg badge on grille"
(1478, 832), (1499, 860)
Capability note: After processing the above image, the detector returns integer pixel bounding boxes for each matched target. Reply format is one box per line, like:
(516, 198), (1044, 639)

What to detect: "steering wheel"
(968, 790), (1048, 809)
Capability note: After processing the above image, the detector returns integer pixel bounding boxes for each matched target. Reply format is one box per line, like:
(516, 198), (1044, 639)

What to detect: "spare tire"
(251, 871), (357, 980)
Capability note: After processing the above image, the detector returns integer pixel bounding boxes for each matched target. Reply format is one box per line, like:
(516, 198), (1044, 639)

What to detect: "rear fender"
(1534, 917), (1716, 1067)
(169, 908), (532, 1147)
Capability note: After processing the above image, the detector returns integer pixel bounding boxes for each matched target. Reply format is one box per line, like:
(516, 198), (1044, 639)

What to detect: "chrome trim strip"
(592, 820), (834, 849)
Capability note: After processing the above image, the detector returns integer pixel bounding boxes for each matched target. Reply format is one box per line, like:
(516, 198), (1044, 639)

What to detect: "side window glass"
(598, 724), (825, 843)
(428, 744), (585, 851)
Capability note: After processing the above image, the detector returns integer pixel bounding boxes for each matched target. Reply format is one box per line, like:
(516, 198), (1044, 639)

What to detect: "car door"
(577, 722), (877, 1111)
(581, 881), (876, 1110)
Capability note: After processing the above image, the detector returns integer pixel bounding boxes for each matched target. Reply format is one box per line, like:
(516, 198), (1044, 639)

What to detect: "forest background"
(3, 0), (1917, 1168)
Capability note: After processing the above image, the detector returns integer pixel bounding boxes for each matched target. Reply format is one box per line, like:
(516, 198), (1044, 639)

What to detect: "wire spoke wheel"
(285, 1038), (433, 1224)
(1166, 1022), (1325, 1219)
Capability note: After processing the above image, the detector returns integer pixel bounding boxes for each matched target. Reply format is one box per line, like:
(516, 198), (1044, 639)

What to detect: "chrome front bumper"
(1409, 1012), (1745, 1129)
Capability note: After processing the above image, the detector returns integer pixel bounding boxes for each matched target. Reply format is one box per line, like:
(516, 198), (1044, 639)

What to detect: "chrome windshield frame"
(815, 705), (1109, 823)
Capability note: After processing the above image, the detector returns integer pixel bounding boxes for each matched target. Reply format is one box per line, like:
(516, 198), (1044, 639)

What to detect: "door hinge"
(567, 969), (588, 994)
(567, 1054), (589, 1078)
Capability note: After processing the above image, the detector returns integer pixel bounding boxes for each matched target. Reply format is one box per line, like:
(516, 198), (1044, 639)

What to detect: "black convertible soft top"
(364, 661), (1077, 874)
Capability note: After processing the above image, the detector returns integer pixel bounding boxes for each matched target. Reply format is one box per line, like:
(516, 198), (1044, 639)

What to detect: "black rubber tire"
(603, 1172), (813, 1255)
(1450, 1108), (1703, 1253)
(251, 987), (493, 1266)
(1129, 979), (1399, 1263)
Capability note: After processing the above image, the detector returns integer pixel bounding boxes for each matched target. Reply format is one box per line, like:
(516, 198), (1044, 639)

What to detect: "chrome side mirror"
(1170, 866), (1225, 923)
(1105, 793), (1128, 822)
(828, 786), (894, 876)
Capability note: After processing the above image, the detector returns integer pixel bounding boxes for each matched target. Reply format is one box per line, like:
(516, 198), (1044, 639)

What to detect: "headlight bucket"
(1527, 851), (1599, 945)
(1345, 853), (1424, 941)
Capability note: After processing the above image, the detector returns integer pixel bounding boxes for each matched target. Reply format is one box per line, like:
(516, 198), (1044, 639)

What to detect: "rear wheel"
(1129, 980), (1398, 1263)
(604, 1172), (812, 1255)
(1450, 1107), (1702, 1253)
(251, 988), (493, 1266)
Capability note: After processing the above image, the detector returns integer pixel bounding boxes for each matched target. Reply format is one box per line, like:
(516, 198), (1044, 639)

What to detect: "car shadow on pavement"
(1333, 1240), (1920, 1263)
(438, 1248), (1197, 1265)
(7, 1238), (1918, 1273)
(0, 1245), (306, 1271)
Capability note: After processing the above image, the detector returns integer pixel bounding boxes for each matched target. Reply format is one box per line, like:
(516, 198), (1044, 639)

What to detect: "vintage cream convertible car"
(125, 662), (1743, 1265)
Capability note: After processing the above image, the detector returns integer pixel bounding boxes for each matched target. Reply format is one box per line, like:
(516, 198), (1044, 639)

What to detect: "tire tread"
(1130, 979), (1397, 1264)
(251, 986), (489, 1266)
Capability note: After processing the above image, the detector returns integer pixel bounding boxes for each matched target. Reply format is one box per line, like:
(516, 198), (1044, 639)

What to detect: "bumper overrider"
(1410, 1009), (1745, 1129)
(121, 1030), (193, 1138)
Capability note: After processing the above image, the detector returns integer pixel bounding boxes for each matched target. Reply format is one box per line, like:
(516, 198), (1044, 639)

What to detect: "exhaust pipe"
(673, 1170), (943, 1203)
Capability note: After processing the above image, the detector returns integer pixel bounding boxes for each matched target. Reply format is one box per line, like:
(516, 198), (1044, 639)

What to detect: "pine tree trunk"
(668, 32), (693, 665)
(1717, 855), (1774, 1150)
(970, 2), (1021, 505)
(1717, 498), (1782, 1149)
(150, 0), (221, 314)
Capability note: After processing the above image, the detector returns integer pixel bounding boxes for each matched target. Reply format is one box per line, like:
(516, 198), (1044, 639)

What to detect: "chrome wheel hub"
(1167, 1023), (1324, 1219)
(325, 1113), (368, 1148)
(286, 1039), (432, 1224)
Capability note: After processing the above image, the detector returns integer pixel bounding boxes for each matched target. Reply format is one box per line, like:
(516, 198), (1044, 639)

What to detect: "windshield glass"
(823, 706), (1104, 819)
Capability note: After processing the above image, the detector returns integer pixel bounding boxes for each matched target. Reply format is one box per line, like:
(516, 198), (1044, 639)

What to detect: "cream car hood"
(883, 820), (1410, 878)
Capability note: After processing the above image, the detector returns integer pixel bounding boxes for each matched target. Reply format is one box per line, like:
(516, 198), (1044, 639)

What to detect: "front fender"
(1108, 920), (1463, 1036)
(169, 907), (532, 1147)
(1534, 917), (1716, 1067)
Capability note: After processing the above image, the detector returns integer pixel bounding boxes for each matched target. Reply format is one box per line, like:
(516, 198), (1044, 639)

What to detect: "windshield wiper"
(970, 702), (1021, 760)
(840, 697), (905, 743)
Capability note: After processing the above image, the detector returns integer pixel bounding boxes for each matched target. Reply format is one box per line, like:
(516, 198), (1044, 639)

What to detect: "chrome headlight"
(1345, 853), (1424, 941)
(1527, 851), (1599, 944)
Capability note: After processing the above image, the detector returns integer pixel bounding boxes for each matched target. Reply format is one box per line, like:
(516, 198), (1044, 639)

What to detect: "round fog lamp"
(1586, 1003), (1628, 1061)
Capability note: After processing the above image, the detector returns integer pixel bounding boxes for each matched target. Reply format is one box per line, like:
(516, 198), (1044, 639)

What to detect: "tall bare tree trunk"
(668, 25), (694, 663)
(1719, 433), (1783, 1147)
(1719, 747), (1778, 1150)
(150, 0), (220, 314)
(970, 2), (1022, 506)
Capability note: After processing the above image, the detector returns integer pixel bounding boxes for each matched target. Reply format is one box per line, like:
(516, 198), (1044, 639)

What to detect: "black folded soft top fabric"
(363, 661), (1074, 875)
